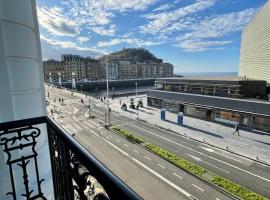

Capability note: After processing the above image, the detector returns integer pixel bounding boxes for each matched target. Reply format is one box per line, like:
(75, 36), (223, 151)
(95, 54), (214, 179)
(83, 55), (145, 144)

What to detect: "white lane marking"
(116, 139), (121, 142)
(158, 164), (166, 169)
(80, 123), (90, 130)
(73, 107), (79, 121)
(90, 130), (100, 137)
(192, 184), (204, 192)
(187, 154), (230, 174)
(93, 109), (104, 114)
(144, 156), (152, 160)
(216, 198), (220, 200)
(83, 121), (95, 128)
(71, 123), (82, 131)
(124, 144), (129, 148)
(133, 149), (139, 153)
(173, 173), (183, 180)
(200, 146), (242, 163)
(100, 137), (196, 199)
(130, 124), (270, 183)
(87, 127), (200, 200)
(113, 121), (136, 127)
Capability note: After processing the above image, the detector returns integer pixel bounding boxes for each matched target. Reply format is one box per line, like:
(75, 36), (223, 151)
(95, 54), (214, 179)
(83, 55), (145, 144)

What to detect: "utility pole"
(88, 98), (91, 118)
(106, 55), (110, 125)
(135, 82), (138, 99)
(135, 82), (138, 119)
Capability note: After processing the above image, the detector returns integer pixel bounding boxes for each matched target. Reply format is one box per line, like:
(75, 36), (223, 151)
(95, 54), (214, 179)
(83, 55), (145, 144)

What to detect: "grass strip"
(111, 126), (267, 200)
(112, 127), (145, 144)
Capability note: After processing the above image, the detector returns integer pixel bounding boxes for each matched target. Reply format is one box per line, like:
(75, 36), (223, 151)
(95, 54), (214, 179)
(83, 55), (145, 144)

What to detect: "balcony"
(0, 116), (142, 200)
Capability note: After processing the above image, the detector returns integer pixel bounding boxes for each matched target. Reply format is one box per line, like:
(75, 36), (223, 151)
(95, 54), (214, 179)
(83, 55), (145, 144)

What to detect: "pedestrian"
(47, 92), (49, 97)
(62, 98), (64, 103)
(120, 100), (122, 105)
(232, 123), (240, 136)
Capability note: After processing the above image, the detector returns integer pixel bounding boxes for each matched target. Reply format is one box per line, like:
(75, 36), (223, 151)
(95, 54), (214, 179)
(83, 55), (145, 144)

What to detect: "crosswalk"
(63, 120), (101, 134)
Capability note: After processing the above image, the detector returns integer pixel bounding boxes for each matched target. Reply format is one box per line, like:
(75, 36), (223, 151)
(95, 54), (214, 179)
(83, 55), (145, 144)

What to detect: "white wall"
(0, 0), (54, 199)
(239, 1), (270, 83)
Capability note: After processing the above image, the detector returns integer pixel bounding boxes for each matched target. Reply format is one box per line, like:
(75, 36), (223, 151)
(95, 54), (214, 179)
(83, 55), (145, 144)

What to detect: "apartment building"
(61, 54), (86, 81)
(43, 59), (65, 82)
(44, 54), (174, 82)
(84, 57), (101, 81)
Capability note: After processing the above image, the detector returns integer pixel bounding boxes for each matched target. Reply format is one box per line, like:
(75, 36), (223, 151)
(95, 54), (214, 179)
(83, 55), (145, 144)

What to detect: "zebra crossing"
(63, 120), (101, 134)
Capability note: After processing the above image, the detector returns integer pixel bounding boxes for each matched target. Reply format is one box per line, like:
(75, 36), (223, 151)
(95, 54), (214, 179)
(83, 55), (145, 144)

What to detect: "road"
(46, 85), (270, 199)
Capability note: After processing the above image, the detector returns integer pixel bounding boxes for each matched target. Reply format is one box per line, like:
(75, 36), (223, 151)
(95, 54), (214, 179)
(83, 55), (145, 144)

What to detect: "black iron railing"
(0, 116), (142, 200)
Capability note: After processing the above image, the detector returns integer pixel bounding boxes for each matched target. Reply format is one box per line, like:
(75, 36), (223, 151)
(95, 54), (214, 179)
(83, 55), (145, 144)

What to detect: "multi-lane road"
(46, 86), (270, 199)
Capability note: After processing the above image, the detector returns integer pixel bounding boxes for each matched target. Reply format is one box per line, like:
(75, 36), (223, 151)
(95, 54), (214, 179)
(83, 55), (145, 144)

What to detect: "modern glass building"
(239, 1), (270, 83)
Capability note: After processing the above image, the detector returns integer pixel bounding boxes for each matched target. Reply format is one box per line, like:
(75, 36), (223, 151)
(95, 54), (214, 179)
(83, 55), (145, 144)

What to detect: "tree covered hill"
(110, 48), (163, 63)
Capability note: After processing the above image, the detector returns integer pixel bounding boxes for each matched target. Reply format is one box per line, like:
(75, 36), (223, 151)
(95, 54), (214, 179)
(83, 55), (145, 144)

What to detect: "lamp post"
(58, 72), (62, 87)
(88, 98), (91, 118)
(49, 72), (52, 84)
(71, 72), (76, 90)
(135, 82), (138, 99)
(105, 55), (110, 126)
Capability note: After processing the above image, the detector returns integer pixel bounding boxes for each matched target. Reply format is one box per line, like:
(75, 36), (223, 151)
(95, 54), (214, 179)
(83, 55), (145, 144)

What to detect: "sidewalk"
(46, 85), (270, 164)
(110, 95), (270, 164)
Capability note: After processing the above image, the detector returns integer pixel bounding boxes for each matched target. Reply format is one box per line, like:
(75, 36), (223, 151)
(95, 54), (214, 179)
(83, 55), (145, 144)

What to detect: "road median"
(111, 126), (267, 200)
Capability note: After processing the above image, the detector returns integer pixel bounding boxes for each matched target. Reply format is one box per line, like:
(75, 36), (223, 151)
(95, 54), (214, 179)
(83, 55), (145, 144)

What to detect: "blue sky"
(37, 0), (266, 73)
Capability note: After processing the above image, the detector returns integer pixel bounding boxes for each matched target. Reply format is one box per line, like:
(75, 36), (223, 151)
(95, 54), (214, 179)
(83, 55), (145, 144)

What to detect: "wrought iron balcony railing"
(0, 116), (142, 200)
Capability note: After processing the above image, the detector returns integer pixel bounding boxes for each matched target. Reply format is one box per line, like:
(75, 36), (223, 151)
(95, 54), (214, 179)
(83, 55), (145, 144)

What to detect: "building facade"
(44, 54), (174, 82)
(84, 57), (101, 81)
(239, 1), (270, 83)
(43, 59), (65, 82)
(147, 78), (270, 132)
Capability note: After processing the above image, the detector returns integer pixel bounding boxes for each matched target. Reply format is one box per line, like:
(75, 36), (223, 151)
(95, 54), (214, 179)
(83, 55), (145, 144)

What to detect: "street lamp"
(49, 72), (52, 84)
(71, 72), (76, 89)
(58, 72), (62, 87)
(105, 55), (111, 126)
(135, 82), (138, 99)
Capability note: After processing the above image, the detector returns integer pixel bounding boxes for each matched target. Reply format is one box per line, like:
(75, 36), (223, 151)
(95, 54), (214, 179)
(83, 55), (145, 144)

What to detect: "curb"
(138, 119), (270, 167)
(110, 128), (241, 200)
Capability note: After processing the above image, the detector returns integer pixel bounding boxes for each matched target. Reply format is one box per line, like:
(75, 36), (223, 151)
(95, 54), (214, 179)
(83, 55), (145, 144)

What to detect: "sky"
(37, 0), (266, 73)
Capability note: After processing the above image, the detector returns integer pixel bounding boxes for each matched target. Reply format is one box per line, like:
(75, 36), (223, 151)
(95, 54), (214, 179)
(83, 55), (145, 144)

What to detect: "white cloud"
(153, 4), (173, 12)
(176, 39), (232, 52)
(174, 8), (257, 51)
(97, 37), (163, 47)
(66, 0), (158, 27)
(141, 0), (216, 34)
(77, 36), (90, 43)
(40, 35), (106, 54)
(37, 6), (78, 36)
(92, 25), (117, 36)
(179, 8), (257, 41)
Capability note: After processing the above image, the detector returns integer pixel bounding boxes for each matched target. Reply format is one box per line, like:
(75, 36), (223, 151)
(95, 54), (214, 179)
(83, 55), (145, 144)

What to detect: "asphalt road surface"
(46, 85), (270, 199)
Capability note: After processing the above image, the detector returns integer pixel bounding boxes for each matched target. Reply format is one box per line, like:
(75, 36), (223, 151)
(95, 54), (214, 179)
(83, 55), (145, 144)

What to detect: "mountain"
(110, 48), (163, 63)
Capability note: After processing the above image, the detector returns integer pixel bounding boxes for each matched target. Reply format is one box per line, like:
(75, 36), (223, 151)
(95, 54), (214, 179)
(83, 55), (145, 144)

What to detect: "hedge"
(111, 126), (267, 200)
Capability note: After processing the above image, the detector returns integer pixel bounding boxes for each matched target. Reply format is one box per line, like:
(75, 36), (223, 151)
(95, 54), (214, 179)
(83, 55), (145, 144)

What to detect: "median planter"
(111, 126), (267, 200)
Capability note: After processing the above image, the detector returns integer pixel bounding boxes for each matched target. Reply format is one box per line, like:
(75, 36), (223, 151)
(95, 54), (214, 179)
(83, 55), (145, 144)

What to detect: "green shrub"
(111, 127), (267, 200)
(146, 143), (206, 176)
(212, 176), (266, 200)
(112, 127), (145, 144)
